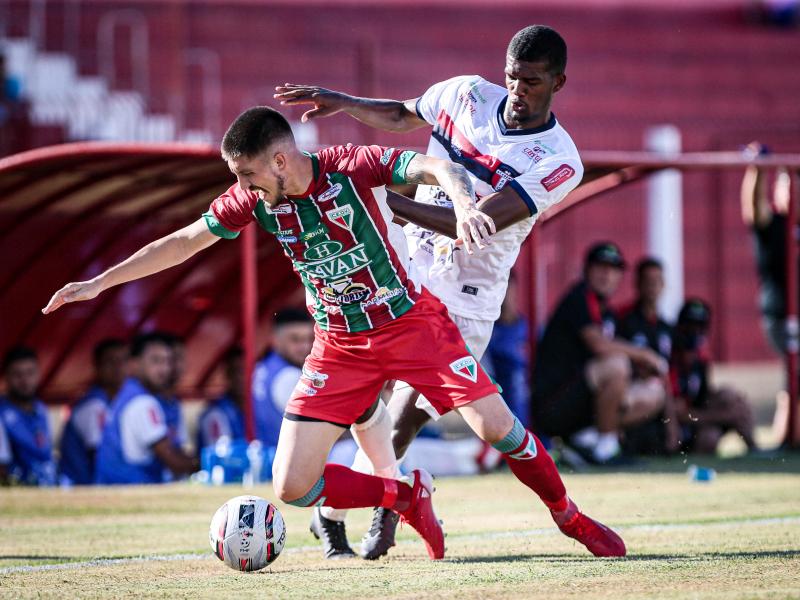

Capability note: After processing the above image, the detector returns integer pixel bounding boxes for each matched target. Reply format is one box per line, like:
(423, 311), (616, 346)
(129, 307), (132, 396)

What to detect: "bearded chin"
(275, 175), (288, 202)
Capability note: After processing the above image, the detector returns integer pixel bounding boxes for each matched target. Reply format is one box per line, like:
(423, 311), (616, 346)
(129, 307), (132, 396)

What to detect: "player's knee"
(273, 474), (321, 505)
(589, 353), (630, 387)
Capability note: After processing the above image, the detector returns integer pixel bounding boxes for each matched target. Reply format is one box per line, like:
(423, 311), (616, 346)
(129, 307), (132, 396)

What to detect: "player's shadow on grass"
(449, 549), (800, 564)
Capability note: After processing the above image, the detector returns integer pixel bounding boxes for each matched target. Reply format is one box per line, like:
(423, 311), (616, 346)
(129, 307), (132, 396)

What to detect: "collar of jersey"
(286, 152), (321, 200)
(496, 98), (558, 136)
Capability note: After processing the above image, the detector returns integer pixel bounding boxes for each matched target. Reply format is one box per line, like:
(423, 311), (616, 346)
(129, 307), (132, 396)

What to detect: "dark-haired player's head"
(504, 25), (567, 129)
(2, 346), (40, 403)
(272, 308), (314, 368)
(635, 257), (665, 307)
(221, 106), (297, 208)
(583, 241), (625, 299)
(92, 338), (128, 393)
(674, 298), (711, 356)
(130, 332), (175, 394)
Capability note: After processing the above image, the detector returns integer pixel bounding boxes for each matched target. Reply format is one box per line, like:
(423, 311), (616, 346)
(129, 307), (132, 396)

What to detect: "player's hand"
(42, 279), (103, 314)
(273, 84), (351, 122)
(456, 207), (496, 255)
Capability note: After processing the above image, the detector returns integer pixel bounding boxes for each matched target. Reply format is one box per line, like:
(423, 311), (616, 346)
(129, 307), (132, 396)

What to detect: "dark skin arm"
(151, 438), (200, 476)
(386, 185), (532, 239)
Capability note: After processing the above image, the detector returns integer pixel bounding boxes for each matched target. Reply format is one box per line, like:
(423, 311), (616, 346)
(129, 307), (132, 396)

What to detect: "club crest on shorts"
(326, 205), (353, 230)
(449, 356), (477, 383)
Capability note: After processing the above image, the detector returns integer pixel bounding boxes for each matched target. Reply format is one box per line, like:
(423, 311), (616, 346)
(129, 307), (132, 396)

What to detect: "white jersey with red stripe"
(408, 75), (584, 321)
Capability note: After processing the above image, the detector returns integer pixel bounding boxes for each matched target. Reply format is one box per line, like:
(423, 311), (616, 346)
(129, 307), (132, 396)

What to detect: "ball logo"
(304, 240), (343, 261)
(449, 356), (478, 383)
(540, 164), (576, 192)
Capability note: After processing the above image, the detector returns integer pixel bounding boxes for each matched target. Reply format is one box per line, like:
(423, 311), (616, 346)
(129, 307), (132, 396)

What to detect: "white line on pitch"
(2, 515), (798, 575)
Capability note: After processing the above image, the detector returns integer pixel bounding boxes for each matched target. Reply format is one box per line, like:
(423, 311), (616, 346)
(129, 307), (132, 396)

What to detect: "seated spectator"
(252, 308), (314, 447)
(197, 347), (246, 450)
(532, 242), (668, 464)
(617, 258), (680, 455)
(161, 333), (190, 465)
(0, 347), (56, 485)
(95, 332), (198, 484)
(59, 338), (128, 485)
(483, 272), (530, 427)
(671, 299), (758, 454)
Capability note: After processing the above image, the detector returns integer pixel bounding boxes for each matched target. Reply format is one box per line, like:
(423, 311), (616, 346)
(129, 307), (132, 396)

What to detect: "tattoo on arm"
(442, 162), (475, 203)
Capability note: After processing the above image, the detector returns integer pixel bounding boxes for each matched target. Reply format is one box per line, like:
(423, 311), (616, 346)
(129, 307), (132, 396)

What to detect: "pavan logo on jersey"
(304, 240), (343, 261)
(540, 164), (576, 192)
(317, 183), (342, 203)
(326, 205), (354, 230)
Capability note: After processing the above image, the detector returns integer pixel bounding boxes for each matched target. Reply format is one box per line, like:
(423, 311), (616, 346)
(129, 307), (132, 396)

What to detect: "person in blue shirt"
(252, 309), (314, 448)
(483, 273), (531, 428)
(0, 347), (55, 486)
(0, 412), (12, 484)
(196, 347), (246, 450)
(95, 332), (198, 485)
(59, 338), (128, 485)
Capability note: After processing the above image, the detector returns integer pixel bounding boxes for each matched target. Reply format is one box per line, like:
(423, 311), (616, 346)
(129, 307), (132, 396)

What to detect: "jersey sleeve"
(414, 75), (477, 125)
(0, 418), (10, 465)
(508, 156), (584, 217)
(323, 144), (417, 188)
(203, 184), (258, 239)
(122, 395), (169, 449)
(270, 366), (302, 412)
(71, 398), (108, 449)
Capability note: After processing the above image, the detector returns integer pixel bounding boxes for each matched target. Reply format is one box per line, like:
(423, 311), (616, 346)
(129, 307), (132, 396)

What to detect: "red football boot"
(395, 469), (445, 560)
(553, 498), (626, 557)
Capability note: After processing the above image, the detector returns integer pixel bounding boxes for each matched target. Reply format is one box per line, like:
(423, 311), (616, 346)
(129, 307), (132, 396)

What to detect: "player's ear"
(552, 73), (566, 94)
(272, 151), (287, 170)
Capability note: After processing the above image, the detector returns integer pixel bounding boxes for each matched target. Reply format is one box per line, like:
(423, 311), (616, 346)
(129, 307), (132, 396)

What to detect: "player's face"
(4, 358), (40, 400)
(586, 263), (624, 299)
(137, 342), (174, 394)
(637, 266), (664, 305)
(228, 151), (288, 208)
(97, 345), (129, 391)
(503, 56), (565, 128)
(274, 322), (315, 368)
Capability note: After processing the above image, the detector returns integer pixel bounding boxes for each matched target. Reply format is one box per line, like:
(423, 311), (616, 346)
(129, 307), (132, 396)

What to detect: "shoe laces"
(320, 515), (350, 548)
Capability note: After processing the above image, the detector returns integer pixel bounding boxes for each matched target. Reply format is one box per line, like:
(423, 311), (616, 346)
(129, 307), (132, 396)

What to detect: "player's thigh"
(272, 418), (346, 501)
(457, 392), (515, 445)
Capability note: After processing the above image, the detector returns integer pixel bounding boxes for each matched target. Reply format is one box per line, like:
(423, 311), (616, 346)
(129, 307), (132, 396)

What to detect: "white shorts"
(395, 309), (495, 419)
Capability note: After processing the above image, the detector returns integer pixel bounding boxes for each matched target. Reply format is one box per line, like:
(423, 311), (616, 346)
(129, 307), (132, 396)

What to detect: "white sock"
(571, 426), (599, 448)
(593, 432), (620, 462)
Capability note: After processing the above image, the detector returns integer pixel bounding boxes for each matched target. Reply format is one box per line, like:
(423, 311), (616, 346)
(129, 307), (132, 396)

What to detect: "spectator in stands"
(196, 347), (246, 451)
(671, 299), (758, 454)
(252, 308), (314, 448)
(483, 272), (530, 427)
(617, 258), (680, 455)
(162, 333), (190, 465)
(95, 332), (198, 484)
(0, 347), (56, 485)
(59, 338), (128, 485)
(531, 242), (668, 464)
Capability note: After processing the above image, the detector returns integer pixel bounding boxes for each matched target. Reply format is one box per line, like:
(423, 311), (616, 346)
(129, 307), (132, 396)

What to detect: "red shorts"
(286, 288), (499, 425)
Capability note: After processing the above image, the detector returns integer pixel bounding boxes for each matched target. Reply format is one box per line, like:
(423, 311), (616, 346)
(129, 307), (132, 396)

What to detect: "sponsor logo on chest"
(301, 243), (371, 279)
(265, 202), (294, 214)
(304, 240), (343, 261)
(316, 183), (342, 203)
(300, 224), (329, 242)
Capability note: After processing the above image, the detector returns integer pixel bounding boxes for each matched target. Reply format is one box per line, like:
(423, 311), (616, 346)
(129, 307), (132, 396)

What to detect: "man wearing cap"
(532, 242), (669, 464)
(671, 299), (758, 453)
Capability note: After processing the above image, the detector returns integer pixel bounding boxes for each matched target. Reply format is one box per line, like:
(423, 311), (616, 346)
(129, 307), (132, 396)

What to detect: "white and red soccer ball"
(209, 495), (286, 571)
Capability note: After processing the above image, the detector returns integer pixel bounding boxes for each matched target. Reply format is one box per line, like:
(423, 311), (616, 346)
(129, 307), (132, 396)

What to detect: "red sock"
(314, 463), (412, 512)
(503, 430), (568, 512)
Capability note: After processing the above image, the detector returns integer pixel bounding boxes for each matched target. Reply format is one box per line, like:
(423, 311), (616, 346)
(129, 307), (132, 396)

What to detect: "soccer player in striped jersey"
(274, 24), (623, 560)
(43, 104), (624, 560)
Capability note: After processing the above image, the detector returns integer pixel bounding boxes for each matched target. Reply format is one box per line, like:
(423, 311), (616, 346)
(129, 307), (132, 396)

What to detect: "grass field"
(1, 455), (799, 599)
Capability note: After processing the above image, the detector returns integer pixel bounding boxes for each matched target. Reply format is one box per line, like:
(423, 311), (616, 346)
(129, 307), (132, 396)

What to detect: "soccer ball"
(209, 495), (286, 571)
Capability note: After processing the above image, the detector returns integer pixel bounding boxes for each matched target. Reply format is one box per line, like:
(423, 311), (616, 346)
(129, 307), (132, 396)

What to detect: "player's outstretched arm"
(402, 154), (496, 254)
(42, 218), (220, 314)
(387, 185), (533, 240)
(274, 83), (427, 133)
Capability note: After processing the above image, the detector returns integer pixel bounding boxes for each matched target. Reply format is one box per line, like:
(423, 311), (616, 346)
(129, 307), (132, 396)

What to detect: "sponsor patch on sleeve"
(540, 164), (576, 192)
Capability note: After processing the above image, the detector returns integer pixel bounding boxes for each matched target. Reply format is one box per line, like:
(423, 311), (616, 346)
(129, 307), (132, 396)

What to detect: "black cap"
(678, 298), (711, 326)
(585, 241), (626, 269)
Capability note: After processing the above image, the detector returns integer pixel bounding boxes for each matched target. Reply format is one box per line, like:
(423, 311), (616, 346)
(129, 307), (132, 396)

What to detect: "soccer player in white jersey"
(276, 25), (596, 559)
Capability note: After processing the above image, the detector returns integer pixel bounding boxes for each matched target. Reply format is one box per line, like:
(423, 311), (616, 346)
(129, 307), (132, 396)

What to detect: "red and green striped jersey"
(204, 144), (419, 333)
